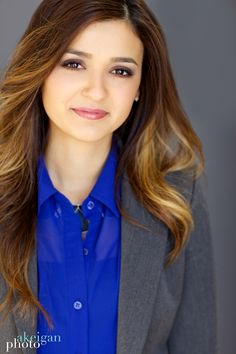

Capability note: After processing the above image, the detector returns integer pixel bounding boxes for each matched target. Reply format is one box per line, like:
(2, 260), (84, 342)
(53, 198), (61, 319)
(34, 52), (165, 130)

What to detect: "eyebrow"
(65, 49), (138, 66)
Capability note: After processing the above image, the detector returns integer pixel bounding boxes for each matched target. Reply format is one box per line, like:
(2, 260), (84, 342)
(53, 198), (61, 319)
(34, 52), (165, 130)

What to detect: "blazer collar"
(13, 171), (170, 354)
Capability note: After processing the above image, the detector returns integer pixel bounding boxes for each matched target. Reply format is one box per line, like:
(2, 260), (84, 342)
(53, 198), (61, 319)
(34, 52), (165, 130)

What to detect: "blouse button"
(87, 200), (95, 210)
(83, 248), (89, 256)
(73, 301), (83, 310)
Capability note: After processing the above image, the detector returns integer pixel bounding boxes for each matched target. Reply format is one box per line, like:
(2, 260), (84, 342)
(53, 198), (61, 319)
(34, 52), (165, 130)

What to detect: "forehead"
(67, 20), (144, 60)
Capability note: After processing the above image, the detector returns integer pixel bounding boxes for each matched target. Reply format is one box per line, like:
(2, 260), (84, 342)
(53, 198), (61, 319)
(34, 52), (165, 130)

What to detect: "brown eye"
(111, 68), (133, 77)
(62, 60), (84, 70)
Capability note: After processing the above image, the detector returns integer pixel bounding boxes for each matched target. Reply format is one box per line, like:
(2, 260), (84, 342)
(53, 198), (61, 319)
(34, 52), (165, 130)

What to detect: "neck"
(43, 129), (113, 205)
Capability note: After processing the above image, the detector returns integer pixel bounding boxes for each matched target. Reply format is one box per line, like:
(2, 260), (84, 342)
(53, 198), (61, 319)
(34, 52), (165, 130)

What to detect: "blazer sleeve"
(167, 173), (218, 354)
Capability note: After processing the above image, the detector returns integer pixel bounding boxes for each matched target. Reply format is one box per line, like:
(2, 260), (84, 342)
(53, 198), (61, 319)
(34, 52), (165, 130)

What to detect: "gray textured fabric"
(0, 171), (217, 354)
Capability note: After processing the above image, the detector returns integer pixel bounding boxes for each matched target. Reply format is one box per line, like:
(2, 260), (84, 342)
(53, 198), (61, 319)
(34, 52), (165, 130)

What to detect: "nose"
(81, 72), (107, 101)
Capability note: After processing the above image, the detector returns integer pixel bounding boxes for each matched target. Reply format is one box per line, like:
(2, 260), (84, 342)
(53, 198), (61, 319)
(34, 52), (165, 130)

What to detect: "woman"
(0, 0), (217, 353)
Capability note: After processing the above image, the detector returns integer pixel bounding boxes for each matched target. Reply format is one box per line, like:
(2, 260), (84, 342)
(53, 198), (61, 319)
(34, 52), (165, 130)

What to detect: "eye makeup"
(60, 59), (134, 77)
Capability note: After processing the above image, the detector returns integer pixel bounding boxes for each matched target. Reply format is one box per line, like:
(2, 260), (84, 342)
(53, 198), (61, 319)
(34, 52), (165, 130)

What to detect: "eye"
(61, 60), (84, 70)
(111, 68), (133, 77)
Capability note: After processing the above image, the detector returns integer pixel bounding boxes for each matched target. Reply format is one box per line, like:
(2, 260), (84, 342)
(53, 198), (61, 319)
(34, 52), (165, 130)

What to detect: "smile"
(71, 108), (108, 120)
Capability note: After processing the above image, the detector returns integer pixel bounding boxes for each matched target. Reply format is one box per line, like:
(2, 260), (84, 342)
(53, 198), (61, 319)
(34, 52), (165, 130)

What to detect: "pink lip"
(72, 107), (108, 120)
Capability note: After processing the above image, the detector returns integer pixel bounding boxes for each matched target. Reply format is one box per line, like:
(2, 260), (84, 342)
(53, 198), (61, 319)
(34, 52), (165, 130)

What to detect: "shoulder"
(165, 169), (208, 206)
(165, 169), (211, 256)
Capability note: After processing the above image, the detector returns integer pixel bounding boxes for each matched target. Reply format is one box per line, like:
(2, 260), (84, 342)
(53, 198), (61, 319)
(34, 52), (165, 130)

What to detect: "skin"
(41, 19), (144, 204)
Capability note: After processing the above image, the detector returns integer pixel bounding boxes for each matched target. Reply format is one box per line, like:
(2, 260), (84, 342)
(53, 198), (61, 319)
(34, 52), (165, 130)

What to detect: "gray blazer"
(0, 170), (217, 354)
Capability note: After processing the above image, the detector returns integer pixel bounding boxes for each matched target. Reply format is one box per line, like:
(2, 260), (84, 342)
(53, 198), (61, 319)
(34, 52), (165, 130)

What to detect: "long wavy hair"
(0, 0), (204, 325)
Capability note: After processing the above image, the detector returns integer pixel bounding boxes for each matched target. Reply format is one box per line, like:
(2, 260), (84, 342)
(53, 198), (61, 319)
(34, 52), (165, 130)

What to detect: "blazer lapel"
(116, 174), (169, 354)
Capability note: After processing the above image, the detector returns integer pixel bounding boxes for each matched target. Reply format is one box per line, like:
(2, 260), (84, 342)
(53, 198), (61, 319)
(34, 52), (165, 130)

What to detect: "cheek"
(111, 75), (141, 111)
(42, 79), (70, 114)
(114, 86), (136, 114)
(109, 93), (136, 130)
(42, 71), (76, 104)
(41, 87), (65, 124)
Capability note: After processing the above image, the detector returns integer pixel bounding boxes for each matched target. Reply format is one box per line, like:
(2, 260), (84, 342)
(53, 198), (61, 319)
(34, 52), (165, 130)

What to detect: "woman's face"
(41, 20), (144, 146)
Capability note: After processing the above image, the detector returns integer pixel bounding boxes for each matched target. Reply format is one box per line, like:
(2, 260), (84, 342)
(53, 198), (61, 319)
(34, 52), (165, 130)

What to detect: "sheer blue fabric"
(36, 139), (121, 354)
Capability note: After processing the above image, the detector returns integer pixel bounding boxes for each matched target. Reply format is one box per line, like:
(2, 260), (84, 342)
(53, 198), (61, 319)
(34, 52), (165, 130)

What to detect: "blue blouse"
(36, 139), (121, 354)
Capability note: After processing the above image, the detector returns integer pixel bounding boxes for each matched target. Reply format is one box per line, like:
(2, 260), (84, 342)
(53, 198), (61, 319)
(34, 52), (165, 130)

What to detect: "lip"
(72, 107), (108, 120)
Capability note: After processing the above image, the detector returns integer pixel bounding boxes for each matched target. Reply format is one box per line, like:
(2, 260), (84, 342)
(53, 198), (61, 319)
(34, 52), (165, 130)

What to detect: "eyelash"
(61, 60), (134, 78)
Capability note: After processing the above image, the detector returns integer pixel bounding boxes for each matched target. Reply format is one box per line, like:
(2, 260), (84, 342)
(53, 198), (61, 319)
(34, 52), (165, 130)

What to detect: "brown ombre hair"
(0, 0), (205, 325)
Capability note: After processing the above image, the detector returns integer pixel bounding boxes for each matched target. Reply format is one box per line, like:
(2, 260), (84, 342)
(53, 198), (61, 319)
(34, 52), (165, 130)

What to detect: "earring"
(134, 96), (139, 102)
